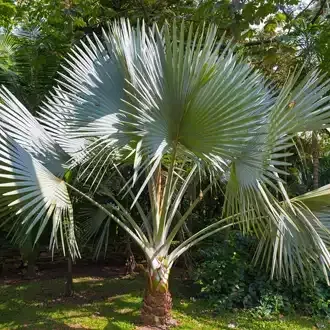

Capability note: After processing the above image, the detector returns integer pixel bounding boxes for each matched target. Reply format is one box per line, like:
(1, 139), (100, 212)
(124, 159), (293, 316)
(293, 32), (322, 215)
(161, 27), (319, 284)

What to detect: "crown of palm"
(0, 20), (330, 280)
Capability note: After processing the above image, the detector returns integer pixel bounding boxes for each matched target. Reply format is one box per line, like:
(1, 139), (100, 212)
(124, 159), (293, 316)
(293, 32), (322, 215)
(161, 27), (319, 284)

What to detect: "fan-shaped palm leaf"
(79, 204), (111, 259)
(0, 87), (79, 258)
(46, 20), (271, 186)
(223, 67), (330, 233)
(254, 185), (330, 283)
(38, 87), (89, 159)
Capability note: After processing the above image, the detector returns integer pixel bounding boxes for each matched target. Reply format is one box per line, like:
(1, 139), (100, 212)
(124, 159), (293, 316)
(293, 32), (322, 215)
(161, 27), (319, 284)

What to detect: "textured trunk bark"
(141, 287), (172, 326)
(141, 261), (172, 326)
(312, 131), (319, 189)
(64, 256), (73, 297)
(125, 237), (136, 275)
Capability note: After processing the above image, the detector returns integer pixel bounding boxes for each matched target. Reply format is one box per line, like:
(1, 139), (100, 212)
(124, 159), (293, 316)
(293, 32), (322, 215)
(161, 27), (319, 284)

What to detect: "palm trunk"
(141, 259), (172, 326)
(312, 131), (319, 189)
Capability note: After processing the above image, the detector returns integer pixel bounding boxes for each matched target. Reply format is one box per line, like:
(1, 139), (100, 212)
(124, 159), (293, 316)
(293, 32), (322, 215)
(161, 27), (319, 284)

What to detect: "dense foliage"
(194, 232), (330, 318)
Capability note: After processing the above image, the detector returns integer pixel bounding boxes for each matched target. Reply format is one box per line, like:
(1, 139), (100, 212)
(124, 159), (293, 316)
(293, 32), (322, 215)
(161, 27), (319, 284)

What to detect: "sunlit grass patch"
(0, 275), (327, 329)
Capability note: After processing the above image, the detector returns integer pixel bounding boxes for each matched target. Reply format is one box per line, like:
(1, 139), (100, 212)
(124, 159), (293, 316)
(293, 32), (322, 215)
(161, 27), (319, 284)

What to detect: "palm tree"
(1, 20), (330, 326)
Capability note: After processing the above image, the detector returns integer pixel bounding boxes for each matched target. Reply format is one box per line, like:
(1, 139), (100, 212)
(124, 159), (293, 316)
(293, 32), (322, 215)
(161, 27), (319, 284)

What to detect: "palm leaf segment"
(0, 87), (79, 258)
(38, 87), (89, 161)
(224, 68), (330, 219)
(254, 185), (330, 283)
(222, 67), (330, 280)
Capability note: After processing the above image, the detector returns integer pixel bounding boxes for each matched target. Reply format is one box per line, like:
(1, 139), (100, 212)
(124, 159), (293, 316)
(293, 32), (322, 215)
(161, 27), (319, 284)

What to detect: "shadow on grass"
(0, 275), (145, 329)
(0, 275), (324, 330)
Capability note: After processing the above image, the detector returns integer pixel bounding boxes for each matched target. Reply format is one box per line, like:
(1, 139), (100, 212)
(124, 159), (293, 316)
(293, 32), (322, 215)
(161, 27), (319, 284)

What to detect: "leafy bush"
(193, 232), (330, 318)
(251, 293), (287, 319)
(194, 232), (255, 309)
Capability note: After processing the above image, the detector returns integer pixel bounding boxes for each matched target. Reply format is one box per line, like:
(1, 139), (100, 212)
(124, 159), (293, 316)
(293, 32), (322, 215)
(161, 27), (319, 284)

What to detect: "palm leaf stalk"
(1, 20), (330, 326)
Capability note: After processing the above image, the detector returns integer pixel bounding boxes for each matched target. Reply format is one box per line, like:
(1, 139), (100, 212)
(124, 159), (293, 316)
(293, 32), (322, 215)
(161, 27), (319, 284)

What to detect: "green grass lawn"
(0, 274), (328, 329)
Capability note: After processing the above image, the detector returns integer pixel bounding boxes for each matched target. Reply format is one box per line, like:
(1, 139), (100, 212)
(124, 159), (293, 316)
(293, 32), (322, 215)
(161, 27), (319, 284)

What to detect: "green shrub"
(193, 232), (330, 318)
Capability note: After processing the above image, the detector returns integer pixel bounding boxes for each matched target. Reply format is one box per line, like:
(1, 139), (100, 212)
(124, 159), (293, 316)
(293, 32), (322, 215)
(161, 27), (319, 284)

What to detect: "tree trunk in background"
(125, 237), (136, 275)
(141, 260), (172, 326)
(312, 131), (319, 189)
(20, 239), (38, 279)
(27, 252), (37, 278)
(64, 256), (73, 297)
